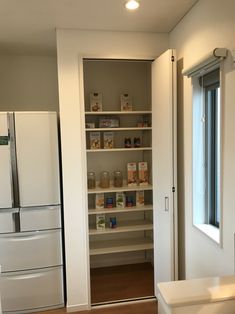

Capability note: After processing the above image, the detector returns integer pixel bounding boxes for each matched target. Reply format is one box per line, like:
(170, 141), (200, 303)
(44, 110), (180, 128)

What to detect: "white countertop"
(157, 276), (235, 307)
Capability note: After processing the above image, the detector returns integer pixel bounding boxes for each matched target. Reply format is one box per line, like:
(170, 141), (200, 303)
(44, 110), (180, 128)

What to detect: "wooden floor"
(36, 300), (158, 314)
(91, 263), (154, 304)
(36, 263), (156, 314)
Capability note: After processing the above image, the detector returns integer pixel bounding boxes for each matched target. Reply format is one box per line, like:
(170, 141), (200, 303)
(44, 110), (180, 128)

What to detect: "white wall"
(170, 0), (235, 279)
(0, 55), (59, 111)
(56, 29), (169, 310)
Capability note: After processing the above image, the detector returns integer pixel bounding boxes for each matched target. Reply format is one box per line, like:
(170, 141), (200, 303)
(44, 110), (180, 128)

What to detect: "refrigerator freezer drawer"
(0, 229), (62, 272)
(1, 266), (64, 313)
(20, 205), (61, 231)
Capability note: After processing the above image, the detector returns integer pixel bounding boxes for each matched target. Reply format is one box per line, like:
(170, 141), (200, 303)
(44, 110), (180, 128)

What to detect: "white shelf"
(87, 147), (152, 153)
(85, 111), (151, 115)
(89, 237), (153, 255)
(88, 205), (153, 215)
(86, 127), (152, 131)
(88, 184), (153, 194)
(89, 220), (153, 235)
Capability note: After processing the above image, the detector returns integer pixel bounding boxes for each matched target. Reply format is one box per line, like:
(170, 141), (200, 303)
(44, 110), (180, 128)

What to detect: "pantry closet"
(81, 50), (177, 305)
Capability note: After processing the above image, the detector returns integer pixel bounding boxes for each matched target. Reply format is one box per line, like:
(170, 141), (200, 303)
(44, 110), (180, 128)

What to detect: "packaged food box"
(90, 92), (102, 112)
(95, 193), (104, 209)
(90, 132), (101, 149)
(120, 93), (132, 111)
(136, 191), (145, 207)
(127, 162), (137, 186)
(96, 214), (105, 230)
(99, 117), (119, 128)
(103, 132), (114, 149)
(138, 161), (149, 186)
(116, 192), (125, 208)
(86, 122), (95, 129)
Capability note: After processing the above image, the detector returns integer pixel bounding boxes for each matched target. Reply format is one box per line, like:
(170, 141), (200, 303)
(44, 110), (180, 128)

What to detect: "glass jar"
(113, 171), (123, 187)
(87, 172), (96, 189)
(100, 171), (110, 188)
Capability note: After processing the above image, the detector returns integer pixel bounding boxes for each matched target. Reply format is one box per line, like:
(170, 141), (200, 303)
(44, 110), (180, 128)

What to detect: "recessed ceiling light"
(125, 0), (140, 10)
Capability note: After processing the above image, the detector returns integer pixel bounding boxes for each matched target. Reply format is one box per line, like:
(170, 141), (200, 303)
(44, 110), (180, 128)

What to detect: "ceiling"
(0, 0), (198, 55)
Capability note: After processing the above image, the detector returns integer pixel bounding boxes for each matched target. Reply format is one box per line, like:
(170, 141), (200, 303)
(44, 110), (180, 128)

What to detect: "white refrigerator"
(0, 112), (64, 313)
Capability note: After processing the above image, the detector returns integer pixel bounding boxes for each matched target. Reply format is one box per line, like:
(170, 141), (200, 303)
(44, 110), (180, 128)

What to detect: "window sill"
(194, 223), (220, 244)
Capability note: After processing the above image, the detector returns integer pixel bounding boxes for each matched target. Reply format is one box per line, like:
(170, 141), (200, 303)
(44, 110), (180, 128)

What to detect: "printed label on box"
(96, 193), (104, 209)
(90, 132), (101, 149)
(121, 93), (132, 111)
(116, 192), (125, 208)
(103, 132), (114, 149)
(127, 162), (137, 186)
(96, 214), (105, 230)
(136, 191), (145, 207)
(138, 161), (149, 186)
(90, 92), (102, 112)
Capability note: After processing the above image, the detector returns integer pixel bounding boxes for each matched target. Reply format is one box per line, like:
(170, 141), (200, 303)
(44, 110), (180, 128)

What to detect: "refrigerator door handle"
(8, 113), (20, 209)
(12, 210), (20, 232)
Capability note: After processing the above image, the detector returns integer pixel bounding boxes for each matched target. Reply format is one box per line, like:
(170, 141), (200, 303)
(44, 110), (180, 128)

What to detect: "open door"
(152, 49), (178, 293)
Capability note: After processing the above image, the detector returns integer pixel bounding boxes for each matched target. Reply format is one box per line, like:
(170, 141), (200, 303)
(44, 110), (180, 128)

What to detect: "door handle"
(165, 197), (169, 212)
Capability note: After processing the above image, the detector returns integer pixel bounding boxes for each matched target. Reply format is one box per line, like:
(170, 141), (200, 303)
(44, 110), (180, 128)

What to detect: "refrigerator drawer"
(0, 209), (19, 234)
(1, 266), (64, 313)
(20, 205), (61, 231)
(0, 229), (62, 272)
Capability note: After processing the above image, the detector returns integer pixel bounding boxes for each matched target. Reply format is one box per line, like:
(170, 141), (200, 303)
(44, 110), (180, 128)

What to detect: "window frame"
(204, 84), (220, 228)
(192, 67), (222, 245)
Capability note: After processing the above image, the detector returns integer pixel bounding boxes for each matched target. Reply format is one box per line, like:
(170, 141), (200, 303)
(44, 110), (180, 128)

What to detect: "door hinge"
(172, 186), (175, 193)
(171, 56), (175, 62)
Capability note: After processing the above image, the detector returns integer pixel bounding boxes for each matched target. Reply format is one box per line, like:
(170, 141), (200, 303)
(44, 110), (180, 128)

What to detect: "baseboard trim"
(92, 296), (156, 308)
(66, 303), (90, 312)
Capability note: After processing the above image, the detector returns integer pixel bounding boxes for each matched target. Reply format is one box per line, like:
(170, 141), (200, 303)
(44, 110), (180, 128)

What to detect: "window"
(204, 75), (220, 227)
(192, 68), (221, 243)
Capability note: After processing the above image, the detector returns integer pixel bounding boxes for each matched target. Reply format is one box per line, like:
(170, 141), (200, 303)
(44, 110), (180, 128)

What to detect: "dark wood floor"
(36, 263), (156, 314)
(36, 300), (158, 314)
(91, 263), (154, 304)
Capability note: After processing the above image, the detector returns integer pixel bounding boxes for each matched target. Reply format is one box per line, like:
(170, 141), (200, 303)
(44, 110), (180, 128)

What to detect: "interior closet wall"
(0, 55), (59, 111)
(170, 0), (235, 279)
(56, 29), (169, 311)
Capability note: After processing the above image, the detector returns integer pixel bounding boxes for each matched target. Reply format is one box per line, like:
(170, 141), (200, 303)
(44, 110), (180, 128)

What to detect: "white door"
(14, 112), (61, 207)
(0, 113), (13, 209)
(152, 49), (178, 292)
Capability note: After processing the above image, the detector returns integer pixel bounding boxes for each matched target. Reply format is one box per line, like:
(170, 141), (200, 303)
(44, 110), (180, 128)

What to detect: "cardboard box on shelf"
(90, 132), (101, 149)
(90, 92), (102, 112)
(96, 214), (105, 230)
(116, 192), (125, 208)
(103, 132), (114, 149)
(138, 161), (149, 186)
(127, 162), (137, 186)
(120, 93), (132, 111)
(95, 193), (104, 209)
(136, 191), (145, 207)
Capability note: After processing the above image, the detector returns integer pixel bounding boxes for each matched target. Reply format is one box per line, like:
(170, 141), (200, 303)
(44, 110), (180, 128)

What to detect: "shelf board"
(88, 184), (153, 194)
(87, 147), (152, 153)
(89, 237), (153, 255)
(86, 126), (152, 132)
(89, 220), (153, 235)
(86, 127), (152, 131)
(88, 205), (153, 215)
(85, 111), (151, 115)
